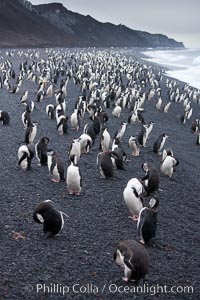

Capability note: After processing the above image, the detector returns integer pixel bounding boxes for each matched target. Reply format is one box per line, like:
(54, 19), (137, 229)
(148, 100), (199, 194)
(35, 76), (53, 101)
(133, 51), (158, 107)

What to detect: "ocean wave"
(166, 66), (200, 89)
(192, 56), (200, 66)
(141, 49), (200, 89)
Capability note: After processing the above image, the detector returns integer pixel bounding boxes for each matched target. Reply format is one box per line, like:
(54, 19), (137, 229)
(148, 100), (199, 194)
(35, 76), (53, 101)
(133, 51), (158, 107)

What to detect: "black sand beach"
(0, 48), (199, 299)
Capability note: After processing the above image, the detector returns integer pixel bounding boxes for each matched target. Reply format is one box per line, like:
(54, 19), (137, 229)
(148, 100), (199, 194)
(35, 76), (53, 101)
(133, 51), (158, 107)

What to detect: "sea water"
(141, 48), (200, 90)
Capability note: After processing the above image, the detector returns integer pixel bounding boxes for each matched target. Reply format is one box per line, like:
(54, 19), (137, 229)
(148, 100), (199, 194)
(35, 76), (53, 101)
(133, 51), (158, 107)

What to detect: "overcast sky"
(31, 0), (200, 48)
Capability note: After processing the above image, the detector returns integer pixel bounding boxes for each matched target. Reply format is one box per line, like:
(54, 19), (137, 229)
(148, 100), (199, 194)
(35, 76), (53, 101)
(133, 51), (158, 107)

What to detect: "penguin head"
(33, 200), (53, 224)
(164, 148), (173, 156)
(149, 121), (155, 125)
(163, 133), (169, 139)
(109, 150), (119, 160)
(46, 149), (55, 156)
(41, 136), (49, 145)
(148, 197), (159, 212)
(32, 122), (39, 127)
(129, 136), (136, 141)
(141, 162), (149, 173)
(113, 138), (120, 146)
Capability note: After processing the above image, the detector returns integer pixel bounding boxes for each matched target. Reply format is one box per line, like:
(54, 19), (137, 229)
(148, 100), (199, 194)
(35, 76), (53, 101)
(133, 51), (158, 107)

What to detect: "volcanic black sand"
(0, 48), (199, 300)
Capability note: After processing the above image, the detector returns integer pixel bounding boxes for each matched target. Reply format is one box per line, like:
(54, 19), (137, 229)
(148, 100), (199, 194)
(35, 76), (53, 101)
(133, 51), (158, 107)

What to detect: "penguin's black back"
(100, 152), (114, 177)
(42, 208), (62, 236)
(138, 209), (157, 244)
(115, 240), (149, 282)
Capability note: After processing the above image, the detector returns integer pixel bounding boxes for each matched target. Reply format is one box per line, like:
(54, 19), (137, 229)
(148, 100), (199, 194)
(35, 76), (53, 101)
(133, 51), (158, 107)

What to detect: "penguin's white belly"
(30, 127), (37, 143)
(111, 157), (117, 169)
(58, 124), (63, 135)
(70, 114), (78, 128)
(52, 164), (60, 180)
(101, 134), (110, 151)
(143, 134), (147, 146)
(129, 142), (139, 156)
(67, 167), (81, 191)
(20, 158), (28, 170)
(130, 113), (137, 123)
(161, 157), (174, 177)
(113, 106), (121, 117)
(159, 139), (165, 152)
(123, 186), (143, 216)
(70, 145), (81, 162)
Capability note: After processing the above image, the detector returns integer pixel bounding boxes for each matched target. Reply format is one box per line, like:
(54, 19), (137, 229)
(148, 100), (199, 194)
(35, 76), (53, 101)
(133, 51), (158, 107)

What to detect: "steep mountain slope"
(0, 0), (184, 48)
(0, 0), (75, 47)
(33, 2), (184, 48)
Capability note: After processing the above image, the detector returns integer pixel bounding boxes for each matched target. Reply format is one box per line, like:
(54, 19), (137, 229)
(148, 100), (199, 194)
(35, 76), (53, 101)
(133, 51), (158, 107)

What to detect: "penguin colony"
(0, 48), (199, 289)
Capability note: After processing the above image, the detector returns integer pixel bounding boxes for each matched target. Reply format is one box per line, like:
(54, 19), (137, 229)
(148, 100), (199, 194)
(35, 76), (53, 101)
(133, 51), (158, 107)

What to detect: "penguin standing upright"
(25, 122), (38, 144)
(153, 133), (169, 154)
(141, 163), (160, 195)
(47, 150), (65, 182)
(196, 132), (200, 145)
(129, 136), (140, 156)
(70, 109), (80, 130)
(78, 134), (93, 154)
(114, 240), (149, 282)
(156, 97), (162, 110)
(97, 151), (118, 178)
(137, 197), (159, 244)
(22, 109), (31, 128)
(83, 123), (96, 143)
(20, 90), (28, 104)
(35, 137), (49, 166)
(26, 101), (34, 113)
(112, 105), (122, 118)
(68, 139), (81, 164)
(18, 144), (35, 170)
(46, 84), (54, 98)
(100, 127), (111, 151)
(137, 124), (149, 147)
(33, 200), (68, 238)
(123, 178), (144, 220)
(0, 111), (10, 125)
(160, 150), (179, 178)
(113, 122), (127, 141)
(66, 156), (82, 195)
(46, 104), (56, 119)
(111, 141), (127, 170)
(57, 115), (68, 135)
(163, 102), (171, 113)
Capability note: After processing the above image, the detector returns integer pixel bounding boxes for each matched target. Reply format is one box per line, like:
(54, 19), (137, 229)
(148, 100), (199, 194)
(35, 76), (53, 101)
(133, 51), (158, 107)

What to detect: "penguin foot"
(44, 232), (54, 239)
(139, 239), (145, 245)
(122, 277), (129, 282)
(51, 178), (60, 183)
(128, 215), (139, 221)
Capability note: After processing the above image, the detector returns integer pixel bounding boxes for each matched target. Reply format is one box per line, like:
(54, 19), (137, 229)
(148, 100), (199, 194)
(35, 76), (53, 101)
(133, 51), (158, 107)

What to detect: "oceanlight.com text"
(24, 282), (194, 296)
